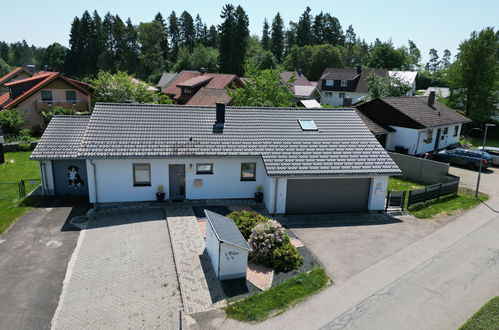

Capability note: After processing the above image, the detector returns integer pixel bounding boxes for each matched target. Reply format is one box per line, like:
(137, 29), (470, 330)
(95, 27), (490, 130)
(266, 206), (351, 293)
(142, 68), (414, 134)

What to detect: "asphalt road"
(0, 197), (87, 330)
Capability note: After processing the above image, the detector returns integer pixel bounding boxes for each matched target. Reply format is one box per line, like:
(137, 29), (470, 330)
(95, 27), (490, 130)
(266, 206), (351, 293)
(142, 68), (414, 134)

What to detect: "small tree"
(0, 108), (25, 137)
(228, 66), (294, 107)
(366, 73), (412, 99)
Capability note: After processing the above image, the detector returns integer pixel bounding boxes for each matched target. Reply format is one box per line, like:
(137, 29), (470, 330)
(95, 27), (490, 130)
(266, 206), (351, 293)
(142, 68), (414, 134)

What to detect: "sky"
(1, 0), (497, 63)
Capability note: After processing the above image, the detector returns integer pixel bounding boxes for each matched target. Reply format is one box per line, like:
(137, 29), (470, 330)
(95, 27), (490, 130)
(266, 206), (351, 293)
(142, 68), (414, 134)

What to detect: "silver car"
(478, 146), (499, 166)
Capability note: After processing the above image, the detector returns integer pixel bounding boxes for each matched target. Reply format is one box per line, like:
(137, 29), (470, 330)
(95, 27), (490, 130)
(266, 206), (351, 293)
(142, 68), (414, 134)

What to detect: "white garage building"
(31, 103), (401, 214)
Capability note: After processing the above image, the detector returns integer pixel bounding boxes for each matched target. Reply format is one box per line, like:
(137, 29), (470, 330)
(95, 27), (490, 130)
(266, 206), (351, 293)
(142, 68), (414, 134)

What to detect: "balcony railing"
(35, 99), (89, 112)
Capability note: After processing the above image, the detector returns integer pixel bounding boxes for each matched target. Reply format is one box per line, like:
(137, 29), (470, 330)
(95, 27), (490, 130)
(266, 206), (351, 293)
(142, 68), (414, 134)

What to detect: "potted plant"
(156, 184), (165, 202)
(254, 185), (264, 203)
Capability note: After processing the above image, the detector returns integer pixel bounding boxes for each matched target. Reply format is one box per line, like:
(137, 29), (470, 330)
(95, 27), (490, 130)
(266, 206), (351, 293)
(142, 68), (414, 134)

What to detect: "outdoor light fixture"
(475, 123), (496, 198)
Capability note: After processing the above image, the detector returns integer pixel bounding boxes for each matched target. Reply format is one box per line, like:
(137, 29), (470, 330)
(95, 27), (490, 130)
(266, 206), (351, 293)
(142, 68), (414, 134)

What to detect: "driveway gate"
(385, 190), (406, 210)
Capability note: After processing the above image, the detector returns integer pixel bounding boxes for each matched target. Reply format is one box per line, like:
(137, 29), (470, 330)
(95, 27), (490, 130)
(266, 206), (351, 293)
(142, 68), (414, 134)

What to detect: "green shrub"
(227, 210), (269, 239)
(18, 142), (32, 151)
(41, 107), (76, 125)
(271, 242), (303, 271)
(30, 124), (44, 137)
(248, 220), (287, 266)
(0, 108), (25, 137)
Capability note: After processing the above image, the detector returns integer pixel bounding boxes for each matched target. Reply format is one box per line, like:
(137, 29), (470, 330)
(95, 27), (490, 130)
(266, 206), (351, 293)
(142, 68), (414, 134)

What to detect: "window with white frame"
(133, 163), (151, 186)
(341, 80), (348, 87)
(325, 80), (334, 86)
(196, 163), (213, 174)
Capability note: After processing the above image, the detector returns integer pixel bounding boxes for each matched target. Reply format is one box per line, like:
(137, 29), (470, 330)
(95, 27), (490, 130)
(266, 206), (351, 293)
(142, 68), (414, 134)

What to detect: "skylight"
(298, 120), (318, 131)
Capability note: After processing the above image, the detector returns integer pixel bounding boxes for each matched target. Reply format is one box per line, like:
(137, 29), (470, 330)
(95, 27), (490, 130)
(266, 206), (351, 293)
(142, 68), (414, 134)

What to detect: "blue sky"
(1, 0), (497, 63)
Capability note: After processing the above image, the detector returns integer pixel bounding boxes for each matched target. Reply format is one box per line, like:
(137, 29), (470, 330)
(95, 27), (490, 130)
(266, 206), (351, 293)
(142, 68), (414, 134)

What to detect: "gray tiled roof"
(205, 210), (251, 251)
(33, 103), (401, 176)
(355, 110), (394, 135)
(157, 72), (178, 87)
(31, 116), (90, 160)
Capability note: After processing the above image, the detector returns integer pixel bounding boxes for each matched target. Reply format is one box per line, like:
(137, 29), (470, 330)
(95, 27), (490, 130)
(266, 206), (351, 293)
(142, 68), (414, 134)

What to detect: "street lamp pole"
(475, 123), (496, 198)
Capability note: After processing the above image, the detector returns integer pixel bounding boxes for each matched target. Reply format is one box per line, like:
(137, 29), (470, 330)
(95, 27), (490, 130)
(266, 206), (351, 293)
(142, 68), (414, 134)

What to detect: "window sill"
(133, 184), (151, 187)
(241, 179), (256, 182)
(196, 172), (213, 175)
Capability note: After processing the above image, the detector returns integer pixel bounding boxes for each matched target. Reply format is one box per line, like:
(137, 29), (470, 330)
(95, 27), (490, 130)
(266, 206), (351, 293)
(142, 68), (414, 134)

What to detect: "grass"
(0, 151), (41, 235)
(388, 177), (424, 191)
(225, 267), (329, 322)
(460, 136), (499, 148)
(459, 296), (499, 330)
(408, 188), (488, 219)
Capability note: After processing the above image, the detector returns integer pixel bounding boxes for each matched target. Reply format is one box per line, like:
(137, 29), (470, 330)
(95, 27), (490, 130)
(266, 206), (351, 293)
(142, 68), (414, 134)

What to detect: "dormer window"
(341, 80), (348, 87)
(325, 80), (334, 87)
(183, 87), (192, 94)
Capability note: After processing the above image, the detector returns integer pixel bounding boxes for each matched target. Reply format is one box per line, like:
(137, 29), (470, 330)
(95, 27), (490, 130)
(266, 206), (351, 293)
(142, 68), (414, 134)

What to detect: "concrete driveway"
(51, 208), (182, 330)
(449, 165), (498, 195)
(0, 197), (87, 330)
(279, 212), (438, 283)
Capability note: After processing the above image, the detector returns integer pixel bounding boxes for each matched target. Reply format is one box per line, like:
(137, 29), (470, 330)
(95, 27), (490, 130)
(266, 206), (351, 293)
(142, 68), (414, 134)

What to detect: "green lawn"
(225, 268), (329, 322)
(408, 188), (487, 219)
(461, 136), (499, 148)
(459, 296), (499, 330)
(0, 152), (41, 234)
(388, 177), (424, 191)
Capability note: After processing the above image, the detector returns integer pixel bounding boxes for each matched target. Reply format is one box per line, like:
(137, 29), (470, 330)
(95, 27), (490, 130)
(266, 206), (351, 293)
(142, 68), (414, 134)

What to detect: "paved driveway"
(0, 197), (87, 330)
(279, 212), (438, 283)
(51, 208), (182, 330)
(449, 165), (498, 195)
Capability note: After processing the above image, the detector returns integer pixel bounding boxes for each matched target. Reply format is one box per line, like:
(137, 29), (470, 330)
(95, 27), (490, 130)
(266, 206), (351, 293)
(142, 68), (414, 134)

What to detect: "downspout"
(89, 160), (98, 204)
(40, 162), (48, 195)
(415, 130), (422, 155)
(273, 178), (279, 215)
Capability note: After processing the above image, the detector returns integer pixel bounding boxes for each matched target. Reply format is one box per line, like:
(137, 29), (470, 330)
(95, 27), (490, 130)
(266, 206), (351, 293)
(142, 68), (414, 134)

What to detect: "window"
(324, 91), (333, 97)
(453, 126), (459, 137)
(133, 163), (151, 186)
(425, 129), (433, 143)
(183, 87), (192, 94)
(443, 127), (448, 134)
(325, 80), (334, 86)
(66, 90), (76, 101)
(241, 163), (256, 181)
(196, 163), (213, 174)
(341, 80), (348, 87)
(41, 90), (52, 101)
(339, 93), (345, 98)
(298, 119), (318, 131)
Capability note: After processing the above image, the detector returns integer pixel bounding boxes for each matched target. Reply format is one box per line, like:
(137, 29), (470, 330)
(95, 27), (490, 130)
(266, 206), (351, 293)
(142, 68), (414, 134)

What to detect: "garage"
(52, 160), (89, 195)
(285, 178), (371, 214)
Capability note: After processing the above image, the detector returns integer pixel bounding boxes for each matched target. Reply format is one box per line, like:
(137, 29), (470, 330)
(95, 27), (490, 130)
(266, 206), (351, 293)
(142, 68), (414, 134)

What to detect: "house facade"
(32, 103), (400, 214)
(357, 93), (471, 155)
(319, 67), (388, 106)
(0, 65), (35, 95)
(0, 70), (92, 129)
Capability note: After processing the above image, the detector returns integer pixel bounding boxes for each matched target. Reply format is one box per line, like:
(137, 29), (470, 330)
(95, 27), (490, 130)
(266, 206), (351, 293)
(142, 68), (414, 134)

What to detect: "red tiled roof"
(185, 87), (232, 106)
(281, 71), (314, 87)
(0, 93), (10, 107)
(177, 75), (213, 88)
(0, 67), (32, 85)
(164, 71), (241, 100)
(1, 72), (90, 109)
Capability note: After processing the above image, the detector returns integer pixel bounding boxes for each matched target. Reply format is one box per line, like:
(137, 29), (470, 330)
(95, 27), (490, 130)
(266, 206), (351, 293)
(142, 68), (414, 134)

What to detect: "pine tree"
(139, 20), (167, 80)
(113, 15), (128, 71)
(270, 13), (284, 62)
(261, 19), (270, 51)
(218, 4), (236, 74)
(296, 6), (313, 46)
(87, 10), (103, 74)
(169, 11), (180, 62)
(284, 22), (297, 57)
(207, 25), (219, 48)
(124, 18), (139, 74)
(321, 13), (344, 46)
(179, 11), (195, 52)
(408, 40), (421, 69)
(195, 14), (206, 45)
(312, 12), (324, 44)
(67, 16), (82, 76)
(232, 5), (249, 76)
(154, 12), (169, 61)
(98, 12), (116, 72)
(441, 49), (451, 69)
(78, 10), (93, 76)
(428, 48), (440, 72)
(345, 25), (356, 66)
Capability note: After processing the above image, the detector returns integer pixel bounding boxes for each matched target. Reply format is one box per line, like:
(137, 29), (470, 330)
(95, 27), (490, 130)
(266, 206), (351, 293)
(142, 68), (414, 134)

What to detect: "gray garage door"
(286, 178), (371, 214)
(52, 160), (89, 195)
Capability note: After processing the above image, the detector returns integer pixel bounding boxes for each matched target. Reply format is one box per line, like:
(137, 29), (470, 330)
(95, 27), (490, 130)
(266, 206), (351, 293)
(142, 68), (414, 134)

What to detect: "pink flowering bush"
(248, 220), (289, 266)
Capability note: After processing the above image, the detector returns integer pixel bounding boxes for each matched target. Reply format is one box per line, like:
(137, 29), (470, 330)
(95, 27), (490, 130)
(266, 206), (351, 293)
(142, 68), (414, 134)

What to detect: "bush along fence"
(386, 175), (460, 210)
(0, 179), (41, 200)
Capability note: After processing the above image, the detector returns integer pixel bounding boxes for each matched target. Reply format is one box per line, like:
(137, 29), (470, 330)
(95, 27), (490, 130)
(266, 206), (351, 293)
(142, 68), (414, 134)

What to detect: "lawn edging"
(459, 296), (499, 330)
(225, 267), (330, 323)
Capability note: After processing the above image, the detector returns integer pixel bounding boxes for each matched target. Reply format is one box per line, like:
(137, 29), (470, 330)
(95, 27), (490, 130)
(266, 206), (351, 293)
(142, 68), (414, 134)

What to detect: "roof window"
(298, 120), (318, 131)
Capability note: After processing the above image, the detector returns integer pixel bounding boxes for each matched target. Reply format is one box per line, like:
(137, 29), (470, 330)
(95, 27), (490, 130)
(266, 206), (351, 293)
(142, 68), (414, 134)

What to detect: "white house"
(318, 67), (388, 106)
(31, 103), (401, 214)
(388, 71), (418, 96)
(356, 92), (471, 156)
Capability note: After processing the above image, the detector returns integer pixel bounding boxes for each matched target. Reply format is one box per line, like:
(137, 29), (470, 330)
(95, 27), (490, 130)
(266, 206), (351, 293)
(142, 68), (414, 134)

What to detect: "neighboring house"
(162, 70), (244, 105)
(31, 103), (400, 214)
(0, 71), (92, 129)
(186, 87), (232, 106)
(0, 65), (36, 95)
(299, 99), (322, 108)
(388, 71), (418, 96)
(156, 72), (177, 89)
(319, 67), (388, 106)
(355, 109), (395, 148)
(357, 92), (471, 155)
(130, 77), (159, 92)
(281, 71), (322, 103)
(424, 87), (450, 98)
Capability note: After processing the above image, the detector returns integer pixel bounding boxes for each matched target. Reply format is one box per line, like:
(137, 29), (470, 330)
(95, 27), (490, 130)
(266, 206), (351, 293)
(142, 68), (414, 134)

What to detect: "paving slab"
(165, 205), (226, 314)
(51, 208), (182, 330)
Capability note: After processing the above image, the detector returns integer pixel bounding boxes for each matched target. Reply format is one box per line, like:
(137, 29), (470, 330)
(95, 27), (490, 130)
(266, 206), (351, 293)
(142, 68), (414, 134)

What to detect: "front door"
(434, 128), (441, 151)
(169, 164), (185, 200)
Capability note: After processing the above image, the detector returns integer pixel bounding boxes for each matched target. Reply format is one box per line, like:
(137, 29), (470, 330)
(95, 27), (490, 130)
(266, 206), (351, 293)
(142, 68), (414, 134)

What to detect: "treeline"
(1, 5), (453, 84)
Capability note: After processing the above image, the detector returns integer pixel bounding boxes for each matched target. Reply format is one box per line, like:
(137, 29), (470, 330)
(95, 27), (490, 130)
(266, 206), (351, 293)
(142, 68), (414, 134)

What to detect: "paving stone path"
(165, 206), (227, 314)
(51, 208), (182, 330)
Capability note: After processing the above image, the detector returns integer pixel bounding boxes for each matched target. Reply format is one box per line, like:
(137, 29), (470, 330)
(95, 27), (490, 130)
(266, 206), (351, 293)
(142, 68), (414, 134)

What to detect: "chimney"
(200, 67), (206, 75)
(428, 91), (435, 106)
(26, 64), (36, 75)
(297, 69), (302, 76)
(356, 65), (362, 74)
(216, 103), (225, 125)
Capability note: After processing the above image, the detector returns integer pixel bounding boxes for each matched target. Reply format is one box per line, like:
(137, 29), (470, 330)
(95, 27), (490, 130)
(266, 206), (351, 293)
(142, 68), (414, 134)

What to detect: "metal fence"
(385, 190), (406, 210)
(407, 179), (460, 208)
(0, 179), (41, 200)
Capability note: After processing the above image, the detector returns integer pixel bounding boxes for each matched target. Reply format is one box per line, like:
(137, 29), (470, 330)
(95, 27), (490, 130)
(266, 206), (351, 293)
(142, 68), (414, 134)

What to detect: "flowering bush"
(248, 220), (288, 266)
(227, 210), (269, 239)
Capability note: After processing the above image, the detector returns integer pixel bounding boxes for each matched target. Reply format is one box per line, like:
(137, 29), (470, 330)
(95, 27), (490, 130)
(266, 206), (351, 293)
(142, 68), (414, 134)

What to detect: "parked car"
(477, 146), (499, 166)
(435, 148), (493, 170)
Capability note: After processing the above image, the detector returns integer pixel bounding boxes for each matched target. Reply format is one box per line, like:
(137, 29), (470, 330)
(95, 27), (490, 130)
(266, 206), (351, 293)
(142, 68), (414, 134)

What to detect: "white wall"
(205, 221), (219, 278)
(86, 157), (268, 203)
(368, 176), (389, 210)
(386, 126), (420, 154)
(40, 160), (55, 195)
(219, 242), (249, 280)
(321, 92), (366, 106)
